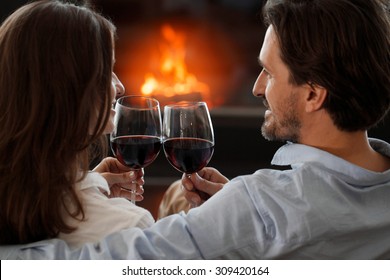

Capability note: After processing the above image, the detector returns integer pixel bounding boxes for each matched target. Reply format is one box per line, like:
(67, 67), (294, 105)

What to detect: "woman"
(0, 0), (154, 247)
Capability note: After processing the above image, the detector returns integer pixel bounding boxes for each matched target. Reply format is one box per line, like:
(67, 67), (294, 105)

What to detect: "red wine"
(111, 135), (161, 169)
(163, 137), (214, 173)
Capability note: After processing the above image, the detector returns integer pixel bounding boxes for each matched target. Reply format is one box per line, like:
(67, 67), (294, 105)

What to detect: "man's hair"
(263, 0), (390, 131)
(0, 0), (115, 244)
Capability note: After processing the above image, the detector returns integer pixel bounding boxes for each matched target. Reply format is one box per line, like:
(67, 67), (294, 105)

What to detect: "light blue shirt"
(1, 138), (390, 259)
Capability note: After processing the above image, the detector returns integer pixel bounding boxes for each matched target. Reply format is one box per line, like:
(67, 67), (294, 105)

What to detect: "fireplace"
(95, 0), (265, 106)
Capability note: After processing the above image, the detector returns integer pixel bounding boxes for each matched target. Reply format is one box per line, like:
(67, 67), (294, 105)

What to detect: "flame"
(140, 25), (211, 105)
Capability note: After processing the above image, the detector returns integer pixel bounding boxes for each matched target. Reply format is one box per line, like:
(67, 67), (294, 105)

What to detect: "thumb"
(191, 172), (223, 196)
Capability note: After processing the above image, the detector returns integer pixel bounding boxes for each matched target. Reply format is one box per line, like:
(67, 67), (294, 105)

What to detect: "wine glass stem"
(130, 189), (136, 204)
(130, 169), (138, 204)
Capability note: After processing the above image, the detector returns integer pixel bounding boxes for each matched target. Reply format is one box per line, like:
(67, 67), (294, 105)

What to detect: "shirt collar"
(271, 138), (390, 186)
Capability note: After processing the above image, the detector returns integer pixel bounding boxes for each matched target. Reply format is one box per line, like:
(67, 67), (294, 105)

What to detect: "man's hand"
(181, 167), (229, 207)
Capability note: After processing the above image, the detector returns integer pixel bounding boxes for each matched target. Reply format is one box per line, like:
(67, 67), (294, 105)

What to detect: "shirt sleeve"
(8, 178), (266, 259)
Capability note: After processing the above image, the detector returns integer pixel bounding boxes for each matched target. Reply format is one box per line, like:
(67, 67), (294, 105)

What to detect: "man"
(1, 0), (390, 259)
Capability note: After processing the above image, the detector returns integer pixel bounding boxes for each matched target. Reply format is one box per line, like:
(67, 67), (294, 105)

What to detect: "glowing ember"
(140, 25), (211, 106)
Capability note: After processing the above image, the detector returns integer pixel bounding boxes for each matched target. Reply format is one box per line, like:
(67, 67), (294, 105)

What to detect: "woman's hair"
(263, 0), (390, 131)
(0, 0), (115, 244)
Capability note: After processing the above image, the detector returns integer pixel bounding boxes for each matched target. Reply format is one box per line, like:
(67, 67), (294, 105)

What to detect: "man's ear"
(304, 83), (327, 112)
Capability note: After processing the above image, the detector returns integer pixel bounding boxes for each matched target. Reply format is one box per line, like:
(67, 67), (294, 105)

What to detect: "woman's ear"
(304, 82), (327, 112)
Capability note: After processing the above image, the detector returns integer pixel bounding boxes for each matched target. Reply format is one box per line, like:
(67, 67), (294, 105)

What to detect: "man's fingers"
(191, 173), (223, 195)
(183, 189), (201, 207)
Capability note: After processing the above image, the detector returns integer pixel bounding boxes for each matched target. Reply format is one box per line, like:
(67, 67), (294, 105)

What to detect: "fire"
(140, 25), (211, 106)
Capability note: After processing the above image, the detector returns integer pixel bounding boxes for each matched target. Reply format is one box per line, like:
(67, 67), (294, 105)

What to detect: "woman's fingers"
(95, 158), (146, 202)
(108, 184), (144, 201)
(104, 170), (144, 185)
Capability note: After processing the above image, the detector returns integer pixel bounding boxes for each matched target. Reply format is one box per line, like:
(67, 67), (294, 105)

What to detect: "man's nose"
(252, 70), (266, 97)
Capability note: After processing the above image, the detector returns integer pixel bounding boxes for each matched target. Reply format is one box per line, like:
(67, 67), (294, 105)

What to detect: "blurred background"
(1, 0), (265, 109)
(2, 0), (389, 217)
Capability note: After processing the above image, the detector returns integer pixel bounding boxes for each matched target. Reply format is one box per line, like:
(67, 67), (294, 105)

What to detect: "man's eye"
(261, 68), (271, 77)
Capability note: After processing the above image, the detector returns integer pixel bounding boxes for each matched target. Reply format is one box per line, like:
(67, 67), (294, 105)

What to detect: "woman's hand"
(93, 157), (145, 201)
(181, 167), (229, 207)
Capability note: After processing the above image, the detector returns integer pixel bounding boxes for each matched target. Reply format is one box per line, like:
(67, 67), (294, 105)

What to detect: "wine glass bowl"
(162, 101), (214, 175)
(110, 95), (162, 202)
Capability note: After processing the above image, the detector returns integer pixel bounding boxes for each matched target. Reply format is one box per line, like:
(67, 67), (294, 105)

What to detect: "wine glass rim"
(164, 101), (208, 109)
(116, 95), (160, 109)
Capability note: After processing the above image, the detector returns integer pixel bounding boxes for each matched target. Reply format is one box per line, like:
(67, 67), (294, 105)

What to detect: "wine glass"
(162, 101), (215, 179)
(110, 95), (162, 203)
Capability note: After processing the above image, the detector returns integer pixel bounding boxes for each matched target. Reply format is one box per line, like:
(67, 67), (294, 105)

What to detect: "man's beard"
(261, 94), (301, 143)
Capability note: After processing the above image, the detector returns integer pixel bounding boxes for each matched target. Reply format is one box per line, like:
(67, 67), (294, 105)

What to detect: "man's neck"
(299, 118), (390, 172)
